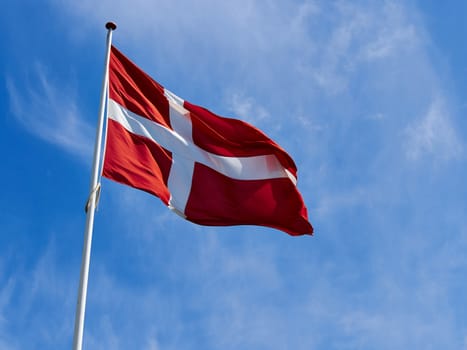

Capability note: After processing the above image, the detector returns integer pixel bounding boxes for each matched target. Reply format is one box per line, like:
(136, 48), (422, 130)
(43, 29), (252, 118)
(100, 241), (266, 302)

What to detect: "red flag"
(103, 46), (313, 235)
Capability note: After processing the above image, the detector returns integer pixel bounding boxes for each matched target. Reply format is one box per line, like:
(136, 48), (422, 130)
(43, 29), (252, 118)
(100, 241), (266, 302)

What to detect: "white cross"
(107, 91), (295, 217)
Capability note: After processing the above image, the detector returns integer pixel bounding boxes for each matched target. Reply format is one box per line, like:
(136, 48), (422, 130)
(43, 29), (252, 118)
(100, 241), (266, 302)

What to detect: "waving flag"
(103, 46), (313, 235)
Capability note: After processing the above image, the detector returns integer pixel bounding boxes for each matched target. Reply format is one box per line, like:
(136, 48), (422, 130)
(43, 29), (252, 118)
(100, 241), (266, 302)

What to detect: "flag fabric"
(103, 46), (313, 236)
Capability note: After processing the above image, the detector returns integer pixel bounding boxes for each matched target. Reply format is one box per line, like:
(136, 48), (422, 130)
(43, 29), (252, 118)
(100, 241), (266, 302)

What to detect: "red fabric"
(185, 163), (312, 235)
(103, 119), (172, 204)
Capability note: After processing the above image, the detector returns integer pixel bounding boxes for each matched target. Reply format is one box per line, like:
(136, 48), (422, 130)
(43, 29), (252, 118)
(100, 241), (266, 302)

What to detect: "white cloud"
(359, 2), (419, 61)
(405, 97), (463, 161)
(0, 239), (77, 350)
(306, 2), (426, 96)
(6, 63), (93, 162)
(224, 91), (270, 124)
(145, 335), (160, 350)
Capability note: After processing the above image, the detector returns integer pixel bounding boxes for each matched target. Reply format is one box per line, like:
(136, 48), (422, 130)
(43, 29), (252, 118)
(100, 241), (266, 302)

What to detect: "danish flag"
(103, 46), (313, 235)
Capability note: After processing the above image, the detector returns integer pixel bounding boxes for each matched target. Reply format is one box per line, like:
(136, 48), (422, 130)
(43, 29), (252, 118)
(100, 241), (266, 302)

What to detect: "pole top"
(105, 22), (117, 30)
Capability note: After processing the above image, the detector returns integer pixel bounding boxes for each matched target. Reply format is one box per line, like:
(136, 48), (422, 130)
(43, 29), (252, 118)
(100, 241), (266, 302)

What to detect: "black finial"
(105, 22), (117, 30)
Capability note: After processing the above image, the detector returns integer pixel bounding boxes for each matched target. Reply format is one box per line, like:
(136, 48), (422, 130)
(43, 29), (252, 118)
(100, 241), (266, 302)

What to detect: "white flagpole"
(72, 21), (116, 350)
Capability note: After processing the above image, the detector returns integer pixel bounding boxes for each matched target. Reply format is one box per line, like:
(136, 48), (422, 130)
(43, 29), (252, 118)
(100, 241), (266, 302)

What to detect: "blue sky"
(1, 0), (467, 349)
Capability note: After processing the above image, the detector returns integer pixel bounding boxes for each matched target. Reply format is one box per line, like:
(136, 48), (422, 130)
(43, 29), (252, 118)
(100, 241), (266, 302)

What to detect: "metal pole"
(72, 21), (116, 350)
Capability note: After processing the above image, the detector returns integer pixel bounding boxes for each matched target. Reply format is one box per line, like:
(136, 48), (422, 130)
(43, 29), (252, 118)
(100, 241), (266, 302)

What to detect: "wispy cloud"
(0, 239), (76, 349)
(359, 2), (419, 62)
(224, 91), (270, 125)
(305, 2), (424, 96)
(405, 96), (463, 161)
(6, 63), (93, 162)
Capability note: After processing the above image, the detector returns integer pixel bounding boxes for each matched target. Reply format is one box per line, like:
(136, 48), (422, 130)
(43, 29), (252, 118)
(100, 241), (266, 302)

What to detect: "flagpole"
(72, 21), (116, 350)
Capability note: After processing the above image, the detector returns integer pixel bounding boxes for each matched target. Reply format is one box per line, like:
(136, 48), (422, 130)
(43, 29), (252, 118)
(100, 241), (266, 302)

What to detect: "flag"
(103, 46), (313, 236)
